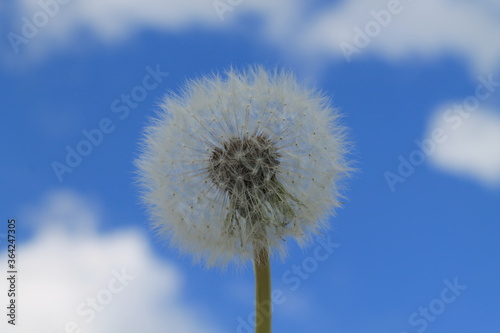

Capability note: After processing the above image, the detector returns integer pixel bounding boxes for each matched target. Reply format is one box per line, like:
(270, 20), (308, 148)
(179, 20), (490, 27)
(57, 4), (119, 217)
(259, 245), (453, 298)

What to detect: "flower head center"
(209, 135), (280, 196)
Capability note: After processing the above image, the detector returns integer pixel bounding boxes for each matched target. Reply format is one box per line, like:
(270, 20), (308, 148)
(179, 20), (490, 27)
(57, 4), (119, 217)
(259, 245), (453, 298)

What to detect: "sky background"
(1, 0), (500, 332)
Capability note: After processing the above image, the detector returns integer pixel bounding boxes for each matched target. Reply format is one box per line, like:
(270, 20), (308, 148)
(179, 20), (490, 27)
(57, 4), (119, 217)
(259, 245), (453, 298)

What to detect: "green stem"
(254, 247), (272, 333)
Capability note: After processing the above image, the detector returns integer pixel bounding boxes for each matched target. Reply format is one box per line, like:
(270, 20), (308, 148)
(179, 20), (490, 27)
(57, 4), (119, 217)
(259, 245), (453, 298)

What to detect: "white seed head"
(136, 66), (351, 266)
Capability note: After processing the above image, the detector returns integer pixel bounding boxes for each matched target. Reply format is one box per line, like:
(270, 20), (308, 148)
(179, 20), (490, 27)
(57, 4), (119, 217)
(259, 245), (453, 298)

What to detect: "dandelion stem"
(254, 246), (272, 333)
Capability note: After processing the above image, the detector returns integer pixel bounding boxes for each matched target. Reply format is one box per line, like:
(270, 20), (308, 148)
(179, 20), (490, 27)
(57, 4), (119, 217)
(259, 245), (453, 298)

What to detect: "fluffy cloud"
(0, 190), (220, 333)
(426, 107), (500, 186)
(300, 0), (500, 74)
(5, 0), (500, 74)
(4, 0), (299, 62)
(18, 0), (218, 39)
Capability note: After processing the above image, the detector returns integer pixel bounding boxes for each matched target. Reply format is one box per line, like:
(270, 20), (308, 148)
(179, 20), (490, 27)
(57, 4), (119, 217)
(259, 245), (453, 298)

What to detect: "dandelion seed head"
(136, 66), (351, 266)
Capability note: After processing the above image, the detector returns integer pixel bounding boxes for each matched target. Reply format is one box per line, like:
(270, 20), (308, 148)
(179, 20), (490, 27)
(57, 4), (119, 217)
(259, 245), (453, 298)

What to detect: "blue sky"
(1, 0), (500, 332)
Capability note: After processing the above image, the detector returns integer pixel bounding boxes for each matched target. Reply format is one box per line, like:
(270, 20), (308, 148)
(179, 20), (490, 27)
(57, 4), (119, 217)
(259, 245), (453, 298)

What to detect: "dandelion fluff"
(136, 66), (350, 266)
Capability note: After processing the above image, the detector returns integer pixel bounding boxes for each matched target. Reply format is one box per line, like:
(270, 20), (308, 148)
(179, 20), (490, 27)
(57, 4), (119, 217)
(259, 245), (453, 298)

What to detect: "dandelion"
(136, 66), (350, 333)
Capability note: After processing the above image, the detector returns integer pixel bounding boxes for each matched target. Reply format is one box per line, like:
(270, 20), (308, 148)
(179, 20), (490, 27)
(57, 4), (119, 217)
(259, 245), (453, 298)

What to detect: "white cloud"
(4, 0), (299, 63)
(426, 107), (500, 186)
(4, 0), (500, 74)
(0, 190), (220, 333)
(19, 0), (219, 39)
(300, 0), (500, 74)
